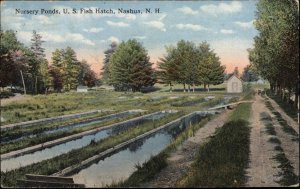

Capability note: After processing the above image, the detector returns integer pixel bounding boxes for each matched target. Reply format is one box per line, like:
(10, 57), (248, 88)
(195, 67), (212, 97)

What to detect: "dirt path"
(246, 94), (281, 187)
(143, 109), (232, 188)
(1, 94), (29, 106)
(246, 94), (299, 187)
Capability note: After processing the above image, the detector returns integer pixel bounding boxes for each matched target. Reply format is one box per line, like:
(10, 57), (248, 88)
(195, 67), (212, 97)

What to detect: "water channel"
(72, 113), (205, 187)
(1, 111), (171, 172)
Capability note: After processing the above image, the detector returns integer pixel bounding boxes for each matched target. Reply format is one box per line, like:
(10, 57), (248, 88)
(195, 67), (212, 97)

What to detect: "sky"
(1, 0), (258, 76)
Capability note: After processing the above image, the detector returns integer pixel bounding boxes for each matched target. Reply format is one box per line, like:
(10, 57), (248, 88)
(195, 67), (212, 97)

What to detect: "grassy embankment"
(1, 88), (225, 124)
(176, 89), (253, 187)
(0, 111), (147, 154)
(1, 112), (186, 187)
(1, 94), (223, 154)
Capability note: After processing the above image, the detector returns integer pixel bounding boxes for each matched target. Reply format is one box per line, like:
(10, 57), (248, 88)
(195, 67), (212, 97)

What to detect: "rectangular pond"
(1, 110), (141, 144)
(71, 112), (206, 187)
(0, 111), (173, 172)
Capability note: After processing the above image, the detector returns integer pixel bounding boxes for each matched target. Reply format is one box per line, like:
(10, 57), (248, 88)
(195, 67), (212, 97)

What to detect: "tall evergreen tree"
(198, 42), (225, 92)
(50, 49), (64, 91)
(61, 47), (80, 91)
(156, 48), (179, 92)
(102, 42), (117, 83)
(30, 30), (48, 93)
(109, 39), (155, 91)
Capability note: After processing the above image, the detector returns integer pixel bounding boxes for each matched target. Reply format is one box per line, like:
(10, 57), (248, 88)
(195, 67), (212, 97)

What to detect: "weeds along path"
(143, 109), (232, 188)
(265, 98), (299, 183)
(246, 94), (299, 187)
(246, 94), (281, 187)
(266, 95), (299, 134)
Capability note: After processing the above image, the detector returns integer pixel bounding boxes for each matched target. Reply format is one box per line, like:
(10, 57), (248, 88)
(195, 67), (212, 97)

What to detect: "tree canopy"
(109, 39), (155, 91)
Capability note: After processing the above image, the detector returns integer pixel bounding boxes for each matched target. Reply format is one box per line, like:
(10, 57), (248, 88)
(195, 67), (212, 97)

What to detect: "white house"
(227, 75), (243, 93)
(77, 85), (88, 92)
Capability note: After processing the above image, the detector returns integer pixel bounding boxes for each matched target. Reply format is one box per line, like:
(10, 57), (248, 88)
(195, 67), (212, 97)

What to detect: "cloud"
(200, 1), (242, 16)
(220, 29), (235, 34)
(34, 15), (53, 25)
(40, 32), (65, 42)
(108, 36), (120, 43)
(234, 20), (254, 29)
(133, 36), (146, 40)
(83, 27), (104, 33)
(175, 23), (208, 31)
(66, 33), (95, 46)
(16, 31), (32, 43)
(177, 6), (198, 15)
(106, 20), (129, 27)
(144, 20), (166, 32)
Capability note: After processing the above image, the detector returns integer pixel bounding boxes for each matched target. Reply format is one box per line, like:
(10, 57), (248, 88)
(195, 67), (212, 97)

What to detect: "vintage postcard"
(0, 0), (299, 188)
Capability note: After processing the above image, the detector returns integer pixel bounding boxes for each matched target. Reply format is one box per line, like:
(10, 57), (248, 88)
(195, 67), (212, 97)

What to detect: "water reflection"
(1, 112), (170, 172)
(72, 113), (205, 187)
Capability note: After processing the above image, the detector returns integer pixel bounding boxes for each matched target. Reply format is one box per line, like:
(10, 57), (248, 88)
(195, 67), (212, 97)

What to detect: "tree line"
(2, 30), (255, 95)
(249, 0), (299, 107)
(101, 39), (226, 92)
(0, 30), (97, 94)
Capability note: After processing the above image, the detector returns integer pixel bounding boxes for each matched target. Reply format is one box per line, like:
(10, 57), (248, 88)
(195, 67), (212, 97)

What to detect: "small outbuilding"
(226, 75), (243, 93)
(77, 85), (88, 92)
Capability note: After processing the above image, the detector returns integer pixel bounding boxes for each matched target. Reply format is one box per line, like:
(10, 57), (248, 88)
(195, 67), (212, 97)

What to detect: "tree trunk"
(207, 84), (210, 92)
(20, 70), (26, 95)
(35, 76), (38, 94)
(169, 82), (172, 92)
(192, 83), (195, 93)
(188, 85), (190, 93)
(294, 85), (299, 109)
(183, 83), (186, 92)
(204, 84), (206, 91)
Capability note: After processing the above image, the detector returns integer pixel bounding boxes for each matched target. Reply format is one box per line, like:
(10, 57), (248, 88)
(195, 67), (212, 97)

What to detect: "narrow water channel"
(1, 111), (137, 144)
(71, 113), (204, 187)
(1, 111), (171, 172)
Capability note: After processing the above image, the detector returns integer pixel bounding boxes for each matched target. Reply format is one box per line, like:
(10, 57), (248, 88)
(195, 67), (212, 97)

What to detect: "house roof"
(227, 74), (243, 82)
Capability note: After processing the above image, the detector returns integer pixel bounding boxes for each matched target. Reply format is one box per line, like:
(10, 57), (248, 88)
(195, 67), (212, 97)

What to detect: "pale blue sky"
(1, 0), (258, 74)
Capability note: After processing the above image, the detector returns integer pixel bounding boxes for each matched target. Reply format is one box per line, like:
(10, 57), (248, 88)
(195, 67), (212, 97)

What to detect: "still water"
(72, 113), (204, 187)
(1, 112), (170, 172)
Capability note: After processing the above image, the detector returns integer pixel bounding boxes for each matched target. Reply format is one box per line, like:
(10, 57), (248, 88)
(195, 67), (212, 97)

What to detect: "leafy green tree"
(109, 39), (155, 91)
(250, 0), (299, 106)
(101, 42), (117, 83)
(78, 60), (97, 87)
(241, 65), (258, 82)
(198, 42), (225, 92)
(156, 48), (179, 92)
(61, 47), (80, 91)
(49, 49), (64, 91)
(0, 30), (28, 91)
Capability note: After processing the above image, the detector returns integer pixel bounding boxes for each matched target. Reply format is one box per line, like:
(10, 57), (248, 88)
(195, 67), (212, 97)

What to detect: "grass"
(266, 90), (298, 122)
(1, 111), (111, 140)
(1, 90), (225, 124)
(1, 112), (186, 187)
(176, 91), (252, 187)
